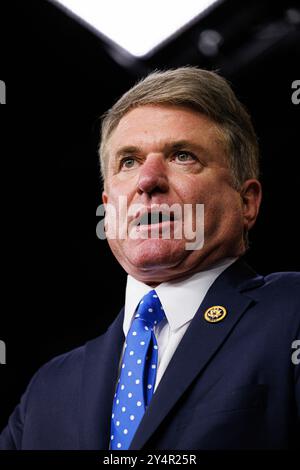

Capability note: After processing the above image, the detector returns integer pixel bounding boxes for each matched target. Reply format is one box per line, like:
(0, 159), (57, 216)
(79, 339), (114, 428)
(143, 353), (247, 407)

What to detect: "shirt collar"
(123, 257), (238, 335)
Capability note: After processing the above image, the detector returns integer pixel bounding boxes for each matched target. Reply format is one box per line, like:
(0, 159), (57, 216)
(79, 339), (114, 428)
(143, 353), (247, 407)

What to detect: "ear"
(240, 179), (262, 231)
(102, 191), (108, 206)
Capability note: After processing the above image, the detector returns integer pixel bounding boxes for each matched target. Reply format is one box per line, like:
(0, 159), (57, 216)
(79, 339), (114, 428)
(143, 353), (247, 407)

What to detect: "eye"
(120, 157), (137, 170)
(173, 151), (197, 164)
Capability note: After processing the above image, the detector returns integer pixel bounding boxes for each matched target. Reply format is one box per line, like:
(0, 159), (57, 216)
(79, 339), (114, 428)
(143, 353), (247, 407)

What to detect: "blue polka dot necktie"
(110, 290), (165, 450)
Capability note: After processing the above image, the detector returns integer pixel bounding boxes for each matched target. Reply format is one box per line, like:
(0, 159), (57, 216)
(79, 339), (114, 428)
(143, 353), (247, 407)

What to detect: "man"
(0, 67), (299, 450)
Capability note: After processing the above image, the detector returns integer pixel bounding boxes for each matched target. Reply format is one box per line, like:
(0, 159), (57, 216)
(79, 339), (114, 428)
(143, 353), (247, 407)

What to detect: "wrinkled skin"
(102, 104), (262, 285)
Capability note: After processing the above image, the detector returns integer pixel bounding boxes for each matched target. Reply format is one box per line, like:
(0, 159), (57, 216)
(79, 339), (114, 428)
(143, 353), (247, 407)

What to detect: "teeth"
(138, 212), (174, 226)
(160, 213), (171, 223)
(138, 214), (149, 226)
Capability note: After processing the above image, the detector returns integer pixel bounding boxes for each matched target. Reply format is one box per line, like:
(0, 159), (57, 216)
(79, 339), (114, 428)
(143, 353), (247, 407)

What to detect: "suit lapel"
(79, 308), (125, 449)
(129, 259), (264, 449)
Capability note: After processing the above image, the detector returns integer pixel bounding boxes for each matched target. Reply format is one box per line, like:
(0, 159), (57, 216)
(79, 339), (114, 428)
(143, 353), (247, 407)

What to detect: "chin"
(120, 238), (187, 272)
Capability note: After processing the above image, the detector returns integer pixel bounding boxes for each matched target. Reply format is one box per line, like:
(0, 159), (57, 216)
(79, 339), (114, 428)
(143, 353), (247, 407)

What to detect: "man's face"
(102, 104), (261, 284)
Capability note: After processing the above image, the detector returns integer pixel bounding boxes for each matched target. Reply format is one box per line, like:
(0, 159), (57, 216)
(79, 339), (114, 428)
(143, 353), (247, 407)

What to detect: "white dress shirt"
(120, 257), (237, 392)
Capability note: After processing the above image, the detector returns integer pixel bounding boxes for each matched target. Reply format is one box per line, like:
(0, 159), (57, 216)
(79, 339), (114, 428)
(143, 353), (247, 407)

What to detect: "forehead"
(108, 104), (222, 153)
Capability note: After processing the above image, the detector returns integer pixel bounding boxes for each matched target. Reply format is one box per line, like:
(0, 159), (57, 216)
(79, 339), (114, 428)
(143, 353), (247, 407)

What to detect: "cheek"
(105, 180), (137, 212)
(204, 191), (243, 232)
(175, 177), (201, 201)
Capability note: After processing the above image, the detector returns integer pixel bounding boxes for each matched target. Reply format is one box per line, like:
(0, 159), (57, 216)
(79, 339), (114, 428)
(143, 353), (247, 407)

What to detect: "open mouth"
(136, 211), (176, 227)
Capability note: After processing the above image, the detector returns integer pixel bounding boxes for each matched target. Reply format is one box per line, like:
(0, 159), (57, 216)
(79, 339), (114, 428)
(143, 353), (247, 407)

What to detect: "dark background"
(0, 0), (299, 430)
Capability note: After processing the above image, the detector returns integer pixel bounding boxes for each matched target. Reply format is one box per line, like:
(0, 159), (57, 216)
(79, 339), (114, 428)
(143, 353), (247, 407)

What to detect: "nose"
(137, 154), (169, 196)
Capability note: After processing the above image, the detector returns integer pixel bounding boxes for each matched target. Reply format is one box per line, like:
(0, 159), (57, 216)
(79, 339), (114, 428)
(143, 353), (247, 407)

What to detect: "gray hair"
(99, 66), (259, 189)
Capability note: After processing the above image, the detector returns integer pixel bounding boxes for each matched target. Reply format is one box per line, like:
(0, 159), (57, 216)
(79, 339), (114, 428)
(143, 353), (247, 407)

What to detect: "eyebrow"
(115, 146), (141, 160)
(114, 140), (211, 160)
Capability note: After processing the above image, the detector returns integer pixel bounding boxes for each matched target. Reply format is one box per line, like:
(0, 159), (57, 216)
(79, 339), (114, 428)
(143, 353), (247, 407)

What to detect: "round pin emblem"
(204, 306), (227, 323)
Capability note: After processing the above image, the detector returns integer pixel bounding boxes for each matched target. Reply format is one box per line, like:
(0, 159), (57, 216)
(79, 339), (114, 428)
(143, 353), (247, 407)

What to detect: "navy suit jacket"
(0, 259), (299, 450)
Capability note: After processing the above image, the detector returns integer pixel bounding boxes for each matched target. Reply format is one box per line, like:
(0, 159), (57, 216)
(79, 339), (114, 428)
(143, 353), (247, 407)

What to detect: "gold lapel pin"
(204, 306), (227, 323)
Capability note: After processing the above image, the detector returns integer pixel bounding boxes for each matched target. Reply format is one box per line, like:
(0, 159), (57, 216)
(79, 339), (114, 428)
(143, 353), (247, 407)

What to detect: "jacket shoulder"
(255, 271), (300, 336)
(34, 344), (86, 383)
(19, 344), (87, 420)
(263, 271), (300, 293)
(0, 344), (89, 449)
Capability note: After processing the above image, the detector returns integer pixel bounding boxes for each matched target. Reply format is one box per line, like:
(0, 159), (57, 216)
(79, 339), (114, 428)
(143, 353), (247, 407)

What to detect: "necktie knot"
(134, 290), (165, 328)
